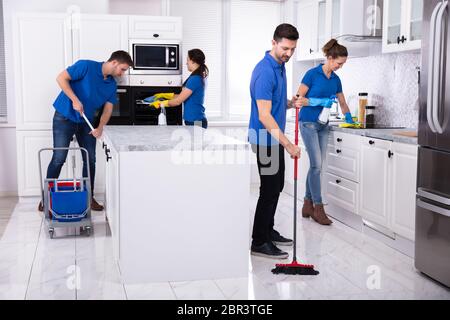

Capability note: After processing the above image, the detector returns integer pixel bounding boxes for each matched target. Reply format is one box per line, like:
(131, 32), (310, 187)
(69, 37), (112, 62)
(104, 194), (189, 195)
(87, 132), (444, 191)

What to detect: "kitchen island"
(102, 126), (251, 283)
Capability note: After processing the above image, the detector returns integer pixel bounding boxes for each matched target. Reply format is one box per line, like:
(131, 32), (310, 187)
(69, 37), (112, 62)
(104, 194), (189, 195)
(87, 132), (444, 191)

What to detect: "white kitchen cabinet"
(359, 137), (391, 228)
(16, 131), (71, 197)
(104, 136), (120, 260)
(390, 142), (418, 240)
(128, 15), (182, 39)
(13, 14), (72, 131)
(297, 0), (380, 61)
(324, 172), (359, 213)
(14, 13), (129, 131)
(382, 0), (423, 53)
(359, 136), (418, 238)
(297, 0), (326, 61)
(73, 14), (128, 63)
(326, 144), (360, 182)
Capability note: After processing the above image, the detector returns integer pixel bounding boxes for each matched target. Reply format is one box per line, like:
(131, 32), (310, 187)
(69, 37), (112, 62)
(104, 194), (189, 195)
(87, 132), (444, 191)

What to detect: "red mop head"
(271, 260), (319, 275)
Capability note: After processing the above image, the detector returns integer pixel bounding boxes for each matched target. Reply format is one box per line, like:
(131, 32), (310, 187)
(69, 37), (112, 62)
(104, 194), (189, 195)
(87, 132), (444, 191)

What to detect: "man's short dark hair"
(273, 23), (299, 42)
(108, 50), (134, 67)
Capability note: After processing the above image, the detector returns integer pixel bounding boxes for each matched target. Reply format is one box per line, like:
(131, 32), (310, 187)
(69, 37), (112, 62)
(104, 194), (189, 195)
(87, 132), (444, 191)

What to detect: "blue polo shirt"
(248, 51), (287, 146)
(183, 75), (206, 122)
(53, 60), (117, 123)
(300, 64), (343, 122)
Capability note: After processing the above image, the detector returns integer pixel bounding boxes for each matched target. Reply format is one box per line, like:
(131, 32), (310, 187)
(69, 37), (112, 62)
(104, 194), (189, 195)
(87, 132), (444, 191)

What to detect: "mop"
(271, 106), (319, 276)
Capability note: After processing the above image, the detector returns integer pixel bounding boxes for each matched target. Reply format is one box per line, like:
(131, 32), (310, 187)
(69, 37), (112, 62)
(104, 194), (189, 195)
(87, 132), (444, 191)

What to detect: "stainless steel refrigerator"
(416, 0), (450, 288)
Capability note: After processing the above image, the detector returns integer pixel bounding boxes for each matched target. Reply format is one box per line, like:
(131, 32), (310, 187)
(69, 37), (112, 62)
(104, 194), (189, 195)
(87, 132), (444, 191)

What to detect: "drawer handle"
(102, 142), (107, 150)
(336, 149), (342, 154)
(336, 179), (342, 184)
(337, 138), (343, 142)
(369, 140), (375, 145)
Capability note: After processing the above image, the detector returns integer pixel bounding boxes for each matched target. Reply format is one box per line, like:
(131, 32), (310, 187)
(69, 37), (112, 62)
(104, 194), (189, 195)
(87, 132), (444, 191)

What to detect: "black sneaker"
(251, 242), (289, 260)
(271, 230), (293, 246)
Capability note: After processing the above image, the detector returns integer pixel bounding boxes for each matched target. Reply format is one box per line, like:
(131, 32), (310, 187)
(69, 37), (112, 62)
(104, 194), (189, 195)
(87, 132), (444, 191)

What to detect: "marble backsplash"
(335, 52), (421, 129)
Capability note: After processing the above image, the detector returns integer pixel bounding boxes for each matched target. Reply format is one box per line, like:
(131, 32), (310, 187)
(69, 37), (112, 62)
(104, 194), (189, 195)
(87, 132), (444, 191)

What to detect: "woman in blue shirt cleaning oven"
(150, 49), (209, 129)
(295, 39), (354, 226)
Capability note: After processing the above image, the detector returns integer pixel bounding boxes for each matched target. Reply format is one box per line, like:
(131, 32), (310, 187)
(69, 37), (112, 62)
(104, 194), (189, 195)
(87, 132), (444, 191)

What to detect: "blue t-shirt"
(300, 64), (343, 122)
(183, 75), (206, 122)
(248, 51), (287, 146)
(53, 60), (118, 123)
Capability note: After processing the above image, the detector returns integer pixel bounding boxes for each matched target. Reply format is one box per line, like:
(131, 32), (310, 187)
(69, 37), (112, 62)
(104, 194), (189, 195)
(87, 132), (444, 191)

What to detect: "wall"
(293, 51), (421, 129)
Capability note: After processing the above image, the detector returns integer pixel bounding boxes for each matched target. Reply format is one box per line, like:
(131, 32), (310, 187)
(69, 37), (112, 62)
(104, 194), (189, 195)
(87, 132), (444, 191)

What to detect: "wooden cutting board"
(393, 131), (418, 137)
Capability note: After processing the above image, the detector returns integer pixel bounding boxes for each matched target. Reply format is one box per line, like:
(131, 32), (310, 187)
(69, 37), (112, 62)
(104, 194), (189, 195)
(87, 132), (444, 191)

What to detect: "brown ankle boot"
(312, 204), (333, 225)
(91, 198), (104, 211)
(302, 199), (314, 218)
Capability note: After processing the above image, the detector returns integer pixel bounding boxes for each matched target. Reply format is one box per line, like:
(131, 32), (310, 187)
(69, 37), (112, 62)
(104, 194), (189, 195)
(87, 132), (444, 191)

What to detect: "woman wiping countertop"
(294, 39), (354, 226)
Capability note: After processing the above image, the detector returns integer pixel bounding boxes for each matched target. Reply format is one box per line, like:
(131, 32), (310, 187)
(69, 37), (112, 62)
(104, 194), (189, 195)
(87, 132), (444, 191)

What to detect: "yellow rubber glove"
(153, 93), (174, 100)
(149, 100), (169, 109)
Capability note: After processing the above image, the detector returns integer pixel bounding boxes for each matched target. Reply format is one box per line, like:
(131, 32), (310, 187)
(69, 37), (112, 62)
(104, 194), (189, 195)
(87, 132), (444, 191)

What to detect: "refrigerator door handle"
(427, 1), (442, 133)
(417, 199), (450, 218)
(418, 187), (450, 205)
(432, 1), (448, 134)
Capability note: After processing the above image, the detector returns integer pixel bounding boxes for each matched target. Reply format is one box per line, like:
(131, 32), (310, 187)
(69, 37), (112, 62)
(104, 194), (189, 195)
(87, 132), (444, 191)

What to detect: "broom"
(271, 104), (319, 276)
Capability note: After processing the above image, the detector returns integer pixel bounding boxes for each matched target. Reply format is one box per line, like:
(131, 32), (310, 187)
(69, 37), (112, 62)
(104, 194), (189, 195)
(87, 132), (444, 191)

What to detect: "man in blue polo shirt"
(38, 51), (133, 212)
(248, 24), (301, 260)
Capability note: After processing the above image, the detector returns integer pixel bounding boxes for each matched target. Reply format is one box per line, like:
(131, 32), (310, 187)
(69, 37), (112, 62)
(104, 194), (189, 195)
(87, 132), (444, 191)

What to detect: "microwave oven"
(129, 39), (182, 75)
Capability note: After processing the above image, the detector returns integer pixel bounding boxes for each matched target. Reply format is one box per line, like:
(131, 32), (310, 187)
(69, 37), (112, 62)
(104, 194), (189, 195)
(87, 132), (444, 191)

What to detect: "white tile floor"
(0, 189), (449, 300)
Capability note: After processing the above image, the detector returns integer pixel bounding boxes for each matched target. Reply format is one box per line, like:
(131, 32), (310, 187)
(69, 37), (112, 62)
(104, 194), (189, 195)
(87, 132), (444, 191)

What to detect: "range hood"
(337, 0), (383, 43)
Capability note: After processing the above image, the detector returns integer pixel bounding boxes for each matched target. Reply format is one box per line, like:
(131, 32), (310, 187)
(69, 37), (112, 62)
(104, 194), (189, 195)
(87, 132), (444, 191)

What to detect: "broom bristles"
(271, 261), (319, 275)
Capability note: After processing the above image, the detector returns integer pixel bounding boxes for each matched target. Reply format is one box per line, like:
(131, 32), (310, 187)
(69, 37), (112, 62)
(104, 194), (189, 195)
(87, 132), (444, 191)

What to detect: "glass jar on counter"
(365, 106), (375, 128)
(358, 93), (368, 127)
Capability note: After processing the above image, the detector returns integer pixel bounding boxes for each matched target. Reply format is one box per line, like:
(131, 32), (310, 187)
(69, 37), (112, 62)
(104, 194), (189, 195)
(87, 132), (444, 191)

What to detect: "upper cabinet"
(128, 16), (182, 39)
(382, 0), (423, 53)
(297, 0), (327, 61)
(297, 0), (382, 61)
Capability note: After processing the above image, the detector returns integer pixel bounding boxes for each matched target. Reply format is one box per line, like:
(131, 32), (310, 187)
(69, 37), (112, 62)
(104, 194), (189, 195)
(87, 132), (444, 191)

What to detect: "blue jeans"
(299, 121), (330, 205)
(46, 111), (97, 194)
(184, 119), (208, 129)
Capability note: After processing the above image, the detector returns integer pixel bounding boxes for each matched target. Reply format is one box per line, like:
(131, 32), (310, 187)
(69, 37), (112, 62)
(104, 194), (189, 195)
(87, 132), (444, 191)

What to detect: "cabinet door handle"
(102, 142), (107, 150)
(397, 36), (401, 44)
(106, 155), (112, 162)
(388, 150), (394, 158)
(336, 149), (342, 154)
(337, 138), (343, 142)
(401, 35), (407, 43)
(369, 140), (375, 145)
(336, 179), (342, 184)
(309, 48), (314, 54)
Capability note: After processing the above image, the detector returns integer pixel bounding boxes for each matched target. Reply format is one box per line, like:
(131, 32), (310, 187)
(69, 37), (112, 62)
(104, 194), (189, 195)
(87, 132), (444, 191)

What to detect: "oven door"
(130, 41), (181, 75)
(94, 86), (133, 126)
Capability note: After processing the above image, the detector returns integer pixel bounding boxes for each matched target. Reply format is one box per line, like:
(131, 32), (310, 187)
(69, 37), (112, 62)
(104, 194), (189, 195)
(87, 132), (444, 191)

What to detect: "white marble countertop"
(103, 126), (249, 152)
(285, 121), (418, 145)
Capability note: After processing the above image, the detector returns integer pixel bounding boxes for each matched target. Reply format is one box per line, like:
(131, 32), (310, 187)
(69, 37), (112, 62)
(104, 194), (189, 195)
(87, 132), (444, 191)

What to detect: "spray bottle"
(158, 102), (167, 126)
(318, 95), (337, 125)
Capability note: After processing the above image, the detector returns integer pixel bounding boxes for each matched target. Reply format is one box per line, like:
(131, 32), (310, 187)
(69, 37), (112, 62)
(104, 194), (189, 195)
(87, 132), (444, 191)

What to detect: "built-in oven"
(129, 39), (182, 75)
(132, 85), (183, 125)
(94, 86), (133, 126)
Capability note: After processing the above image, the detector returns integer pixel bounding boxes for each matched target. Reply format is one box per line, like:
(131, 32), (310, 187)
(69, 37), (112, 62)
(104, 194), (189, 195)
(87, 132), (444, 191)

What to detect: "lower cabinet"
(389, 142), (418, 241)
(359, 136), (418, 241)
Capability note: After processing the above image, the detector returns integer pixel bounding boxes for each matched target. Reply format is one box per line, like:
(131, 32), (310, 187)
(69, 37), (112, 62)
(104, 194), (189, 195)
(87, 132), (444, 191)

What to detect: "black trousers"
(251, 144), (285, 246)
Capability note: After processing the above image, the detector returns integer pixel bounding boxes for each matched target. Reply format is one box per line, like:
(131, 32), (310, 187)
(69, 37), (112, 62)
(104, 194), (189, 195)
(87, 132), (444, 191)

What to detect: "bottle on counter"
(358, 93), (368, 128)
(365, 106), (375, 128)
(318, 95), (337, 125)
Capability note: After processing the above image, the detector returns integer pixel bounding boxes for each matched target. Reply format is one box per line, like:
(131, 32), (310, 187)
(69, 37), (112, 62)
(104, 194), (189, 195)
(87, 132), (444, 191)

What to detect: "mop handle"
(81, 112), (104, 143)
(294, 105), (300, 180)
